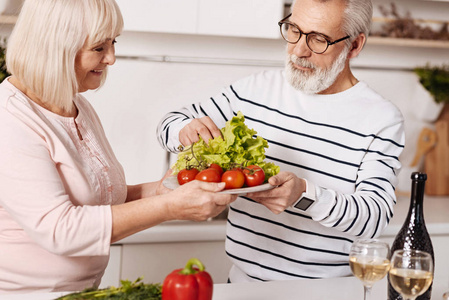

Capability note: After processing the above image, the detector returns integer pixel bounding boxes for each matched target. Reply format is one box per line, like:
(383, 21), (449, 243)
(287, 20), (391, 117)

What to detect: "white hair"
(6, 0), (124, 112)
(290, 0), (373, 46)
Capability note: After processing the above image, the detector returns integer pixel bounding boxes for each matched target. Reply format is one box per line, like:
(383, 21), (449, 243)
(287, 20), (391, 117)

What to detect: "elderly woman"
(0, 0), (236, 294)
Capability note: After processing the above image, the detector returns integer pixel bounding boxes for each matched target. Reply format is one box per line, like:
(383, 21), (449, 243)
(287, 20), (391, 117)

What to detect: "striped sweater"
(157, 69), (405, 282)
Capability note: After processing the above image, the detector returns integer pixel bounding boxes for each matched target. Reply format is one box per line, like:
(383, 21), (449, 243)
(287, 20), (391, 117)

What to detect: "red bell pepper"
(162, 258), (213, 300)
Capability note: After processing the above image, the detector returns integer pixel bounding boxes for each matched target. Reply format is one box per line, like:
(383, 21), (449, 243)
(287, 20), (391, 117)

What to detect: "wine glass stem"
(364, 285), (372, 300)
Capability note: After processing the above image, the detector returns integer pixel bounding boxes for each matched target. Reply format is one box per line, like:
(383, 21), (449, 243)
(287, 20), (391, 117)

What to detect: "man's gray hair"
(290, 0), (373, 46)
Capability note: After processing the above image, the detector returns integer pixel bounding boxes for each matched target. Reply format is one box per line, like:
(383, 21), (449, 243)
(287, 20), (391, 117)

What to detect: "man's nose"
(291, 36), (312, 58)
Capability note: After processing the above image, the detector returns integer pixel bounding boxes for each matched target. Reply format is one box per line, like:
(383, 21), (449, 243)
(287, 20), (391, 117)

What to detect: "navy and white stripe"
(157, 69), (405, 282)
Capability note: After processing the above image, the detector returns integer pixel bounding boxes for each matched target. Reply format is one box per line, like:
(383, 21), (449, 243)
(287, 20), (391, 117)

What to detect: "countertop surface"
(6, 276), (449, 300)
(116, 195), (449, 244)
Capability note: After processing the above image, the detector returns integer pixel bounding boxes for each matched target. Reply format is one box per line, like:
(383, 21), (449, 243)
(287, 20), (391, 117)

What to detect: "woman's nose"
(103, 46), (116, 65)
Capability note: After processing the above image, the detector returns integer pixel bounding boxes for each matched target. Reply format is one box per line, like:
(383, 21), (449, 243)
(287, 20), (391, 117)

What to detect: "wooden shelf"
(368, 36), (449, 49)
(0, 15), (17, 25)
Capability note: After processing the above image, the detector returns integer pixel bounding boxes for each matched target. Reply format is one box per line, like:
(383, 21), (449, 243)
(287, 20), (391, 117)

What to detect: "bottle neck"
(408, 179), (425, 223)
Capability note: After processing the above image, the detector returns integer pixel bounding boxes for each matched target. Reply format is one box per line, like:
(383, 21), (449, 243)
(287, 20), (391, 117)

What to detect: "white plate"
(163, 176), (276, 195)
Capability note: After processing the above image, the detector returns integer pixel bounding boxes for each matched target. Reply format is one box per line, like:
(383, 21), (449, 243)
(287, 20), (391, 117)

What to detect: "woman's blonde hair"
(6, 0), (123, 112)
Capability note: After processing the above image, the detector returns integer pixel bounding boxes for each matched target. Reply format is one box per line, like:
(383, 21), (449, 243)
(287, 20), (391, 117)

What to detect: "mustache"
(287, 54), (317, 70)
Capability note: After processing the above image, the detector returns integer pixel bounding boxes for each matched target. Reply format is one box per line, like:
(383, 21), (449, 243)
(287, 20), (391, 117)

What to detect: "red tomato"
(195, 168), (221, 183)
(243, 165), (265, 187)
(177, 168), (200, 185)
(221, 170), (245, 189)
(209, 163), (224, 176)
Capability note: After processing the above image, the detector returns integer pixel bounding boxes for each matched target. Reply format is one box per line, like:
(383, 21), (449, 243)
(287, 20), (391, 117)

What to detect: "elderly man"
(157, 0), (405, 282)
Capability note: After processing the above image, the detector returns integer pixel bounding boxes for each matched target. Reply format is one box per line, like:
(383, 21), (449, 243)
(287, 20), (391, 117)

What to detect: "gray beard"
(284, 46), (350, 94)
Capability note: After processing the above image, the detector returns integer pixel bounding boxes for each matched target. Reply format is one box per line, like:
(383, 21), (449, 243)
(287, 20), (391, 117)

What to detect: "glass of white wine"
(349, 239), (391, 300)
(389, 249), (433, 300)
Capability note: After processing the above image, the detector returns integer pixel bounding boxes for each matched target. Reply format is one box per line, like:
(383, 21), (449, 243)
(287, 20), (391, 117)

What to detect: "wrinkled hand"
(246, 171), (306, 214)
(179, 116), (222, 147)
(167, 180), (237, 221)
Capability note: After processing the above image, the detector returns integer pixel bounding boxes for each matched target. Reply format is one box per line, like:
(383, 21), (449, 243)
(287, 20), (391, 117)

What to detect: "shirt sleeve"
(300, 119), (405, 239)
(0, 104), (112, 257)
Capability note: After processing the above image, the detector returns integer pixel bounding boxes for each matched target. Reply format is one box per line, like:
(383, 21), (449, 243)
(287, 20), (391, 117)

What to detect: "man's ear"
(347, 33), (366, 59)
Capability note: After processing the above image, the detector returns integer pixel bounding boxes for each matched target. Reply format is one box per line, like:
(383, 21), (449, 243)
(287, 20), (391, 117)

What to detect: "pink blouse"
(0, 79), (127, 293)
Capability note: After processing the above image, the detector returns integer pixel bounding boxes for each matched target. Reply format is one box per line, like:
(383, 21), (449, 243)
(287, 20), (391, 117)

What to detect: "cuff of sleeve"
(168, 119), (193, 152)
(299, 184), (336, 221)
(101, 206), (113, 255)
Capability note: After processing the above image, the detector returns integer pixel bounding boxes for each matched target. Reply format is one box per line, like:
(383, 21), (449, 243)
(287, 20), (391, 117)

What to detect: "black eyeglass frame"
(278, 13), (351, 54)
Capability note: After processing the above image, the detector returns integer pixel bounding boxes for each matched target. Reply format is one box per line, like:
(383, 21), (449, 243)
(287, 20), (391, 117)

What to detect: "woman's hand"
(179, 116), (222, 147)
(165, 180), (237, 221)
(245, 171), (306, 214)
(112, 179), (237, 243)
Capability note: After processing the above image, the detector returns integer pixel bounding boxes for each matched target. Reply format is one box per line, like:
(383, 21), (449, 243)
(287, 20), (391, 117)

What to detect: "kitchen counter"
(7, 275), (449, 300)
(116, 195), (449, 244)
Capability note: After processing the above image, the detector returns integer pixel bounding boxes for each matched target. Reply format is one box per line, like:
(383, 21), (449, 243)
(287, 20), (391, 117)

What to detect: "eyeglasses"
(278, 13), (351, 54)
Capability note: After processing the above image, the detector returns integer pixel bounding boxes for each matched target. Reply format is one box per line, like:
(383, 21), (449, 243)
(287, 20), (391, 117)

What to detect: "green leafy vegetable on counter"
(414, 64), (449, 104)
(55, 277), (161, 300)
(173, 111), (280, 181)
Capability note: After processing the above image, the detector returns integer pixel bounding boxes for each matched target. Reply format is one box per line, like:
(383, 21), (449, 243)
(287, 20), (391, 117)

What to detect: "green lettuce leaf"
(172, 112), (280, 181)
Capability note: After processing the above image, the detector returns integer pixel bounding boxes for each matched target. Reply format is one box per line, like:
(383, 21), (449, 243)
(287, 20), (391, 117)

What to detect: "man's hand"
(156, 169), (173, 196)
(179, 116), (222, 146)
(246, 171), (306, 214)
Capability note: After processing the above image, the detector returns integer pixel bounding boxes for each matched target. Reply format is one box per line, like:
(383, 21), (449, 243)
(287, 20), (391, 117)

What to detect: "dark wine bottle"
(388, 172), (435, 300)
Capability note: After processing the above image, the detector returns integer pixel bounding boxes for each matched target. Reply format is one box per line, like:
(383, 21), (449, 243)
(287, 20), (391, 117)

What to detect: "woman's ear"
(347, 33), (366, 59)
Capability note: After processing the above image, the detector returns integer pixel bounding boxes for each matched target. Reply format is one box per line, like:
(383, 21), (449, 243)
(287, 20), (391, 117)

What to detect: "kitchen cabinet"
(99, 221), (232, 286)
(196, 0), (283, 39)
(99, 245), (122, 288)
(120, 241), (231, 284)
(114, 0), (284, 39)
(115, 0), (198, 34)
(117, 221), (231, 284)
